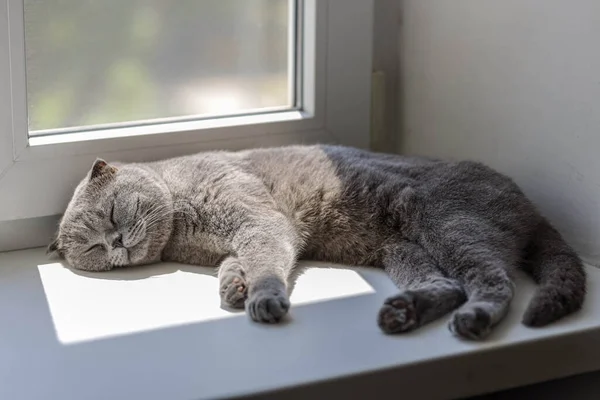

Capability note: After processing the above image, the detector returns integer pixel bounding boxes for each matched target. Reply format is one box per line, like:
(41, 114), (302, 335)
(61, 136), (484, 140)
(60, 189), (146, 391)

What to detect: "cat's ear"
(89, 158), (118, 181)
(47, 236), (64, 259)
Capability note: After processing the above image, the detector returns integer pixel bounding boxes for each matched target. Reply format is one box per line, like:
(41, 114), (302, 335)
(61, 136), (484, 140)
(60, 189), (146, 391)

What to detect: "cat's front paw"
(246, 289), (290, 323)
(219, 271), (247, 309)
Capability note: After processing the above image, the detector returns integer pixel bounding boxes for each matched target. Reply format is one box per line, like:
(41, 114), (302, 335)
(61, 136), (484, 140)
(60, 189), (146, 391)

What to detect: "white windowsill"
(1, 247), (600, 400)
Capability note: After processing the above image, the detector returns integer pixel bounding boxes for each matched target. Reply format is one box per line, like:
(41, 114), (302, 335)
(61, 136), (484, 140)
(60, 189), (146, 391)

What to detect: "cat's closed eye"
(85, 244), (105, 254)
(110, 202), (117, 226)
(134, 197), (141, 218)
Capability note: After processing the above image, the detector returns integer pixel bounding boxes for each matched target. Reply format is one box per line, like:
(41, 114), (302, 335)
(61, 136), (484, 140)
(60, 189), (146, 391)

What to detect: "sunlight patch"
(37, 262), (374, 344)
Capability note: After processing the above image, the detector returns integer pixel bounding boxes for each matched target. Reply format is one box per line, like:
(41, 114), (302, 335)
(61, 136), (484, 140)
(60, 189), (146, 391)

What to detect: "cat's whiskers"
(142, 204), (172, 226)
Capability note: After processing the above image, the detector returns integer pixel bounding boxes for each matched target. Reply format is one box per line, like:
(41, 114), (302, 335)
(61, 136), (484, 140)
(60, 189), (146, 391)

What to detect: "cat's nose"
(112, 234), (123, 248)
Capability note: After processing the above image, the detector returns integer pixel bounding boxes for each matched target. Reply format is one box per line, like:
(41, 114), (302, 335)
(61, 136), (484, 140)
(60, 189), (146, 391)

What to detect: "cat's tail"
(522, 218), (586, 327)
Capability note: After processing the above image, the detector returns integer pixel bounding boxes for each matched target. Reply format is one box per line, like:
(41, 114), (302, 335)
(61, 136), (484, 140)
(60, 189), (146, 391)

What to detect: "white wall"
(397, 0), (600, 264)
(372, 0), (400, 151)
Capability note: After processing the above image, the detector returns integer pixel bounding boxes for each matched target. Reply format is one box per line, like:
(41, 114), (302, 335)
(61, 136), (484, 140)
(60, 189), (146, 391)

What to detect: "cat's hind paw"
(448, 305), (493, 340)
(377, 292), (418, 334)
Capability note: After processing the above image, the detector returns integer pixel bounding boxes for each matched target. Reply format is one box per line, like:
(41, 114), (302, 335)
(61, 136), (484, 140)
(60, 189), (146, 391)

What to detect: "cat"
(48, 145), (586, 340)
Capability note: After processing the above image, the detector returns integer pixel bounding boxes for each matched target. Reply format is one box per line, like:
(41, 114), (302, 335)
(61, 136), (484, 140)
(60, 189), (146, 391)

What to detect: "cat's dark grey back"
(239, 145), (536, 266)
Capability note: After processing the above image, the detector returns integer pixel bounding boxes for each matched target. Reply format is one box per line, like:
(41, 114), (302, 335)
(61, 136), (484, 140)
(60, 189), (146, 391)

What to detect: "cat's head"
(49, 159), (173, 271)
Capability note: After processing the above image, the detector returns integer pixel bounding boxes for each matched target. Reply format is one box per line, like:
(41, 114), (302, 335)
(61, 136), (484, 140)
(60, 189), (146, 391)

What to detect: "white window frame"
(0, 0), (374, 223)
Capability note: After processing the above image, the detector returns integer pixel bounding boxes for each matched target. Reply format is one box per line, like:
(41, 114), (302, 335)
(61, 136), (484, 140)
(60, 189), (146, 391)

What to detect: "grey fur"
(49, 145), (586, 339)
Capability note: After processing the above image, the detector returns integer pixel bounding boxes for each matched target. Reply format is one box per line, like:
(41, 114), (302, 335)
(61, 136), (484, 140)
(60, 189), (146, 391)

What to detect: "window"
(0, 0), (374, 246)
(25, 0), (297, 136)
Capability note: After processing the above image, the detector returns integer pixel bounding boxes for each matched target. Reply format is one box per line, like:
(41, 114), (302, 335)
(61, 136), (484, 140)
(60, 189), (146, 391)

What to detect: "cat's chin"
(127, 238), (166, 266)
(126, 244), (149, 265)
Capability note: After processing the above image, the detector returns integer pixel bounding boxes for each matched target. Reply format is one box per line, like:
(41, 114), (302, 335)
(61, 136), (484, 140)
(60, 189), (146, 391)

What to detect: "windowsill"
(1, 247), (600, 400)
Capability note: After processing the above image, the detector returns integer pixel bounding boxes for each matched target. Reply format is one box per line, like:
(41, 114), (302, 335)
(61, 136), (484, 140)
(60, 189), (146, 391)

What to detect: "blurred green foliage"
(25, 0), (290, 132)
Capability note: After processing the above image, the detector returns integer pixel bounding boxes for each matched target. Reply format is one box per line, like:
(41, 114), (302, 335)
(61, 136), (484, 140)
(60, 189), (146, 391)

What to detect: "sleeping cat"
(48, 145), (586, 340)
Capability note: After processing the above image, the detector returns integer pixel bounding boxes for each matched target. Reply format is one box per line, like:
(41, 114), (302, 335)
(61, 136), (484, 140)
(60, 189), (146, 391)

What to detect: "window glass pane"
(24, 0), (294, 134)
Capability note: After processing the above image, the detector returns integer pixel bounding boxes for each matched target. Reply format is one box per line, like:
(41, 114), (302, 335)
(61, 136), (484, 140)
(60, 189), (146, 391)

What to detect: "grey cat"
(49, 145), (585, 340)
